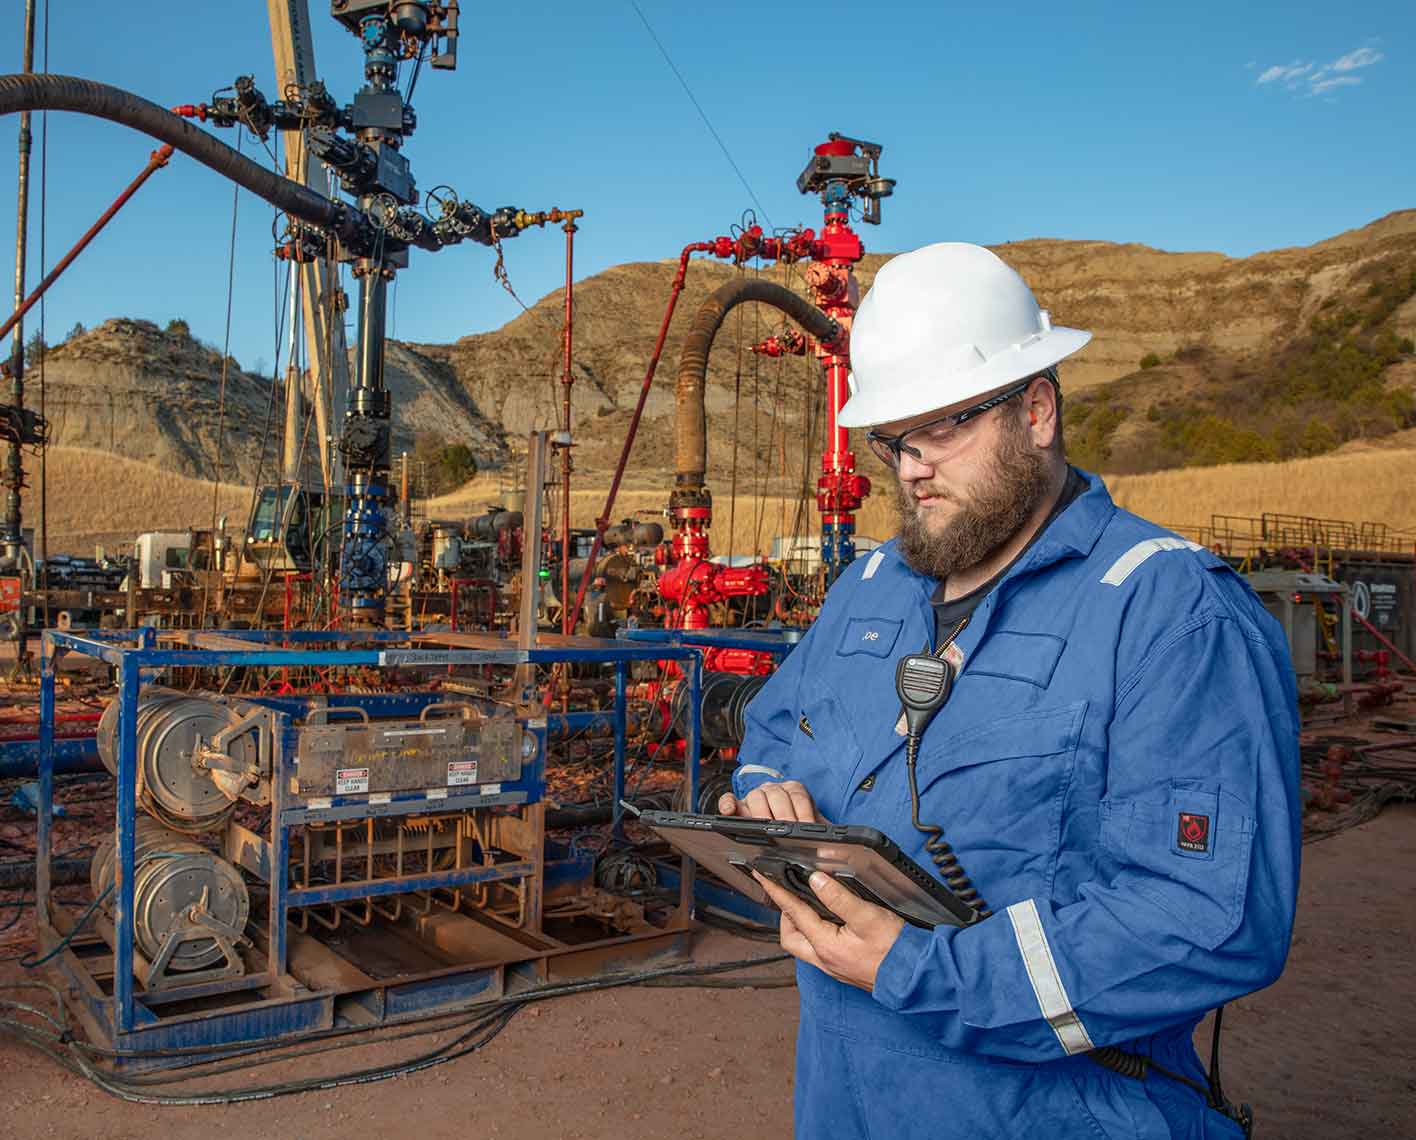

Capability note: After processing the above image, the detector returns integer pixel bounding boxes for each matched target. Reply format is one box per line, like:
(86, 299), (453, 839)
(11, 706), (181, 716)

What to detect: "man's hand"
(754, 869), (906, 992)
(717, 780), (823, 823)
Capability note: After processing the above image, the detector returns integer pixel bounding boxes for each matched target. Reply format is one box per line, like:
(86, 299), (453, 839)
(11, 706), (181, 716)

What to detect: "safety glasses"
(865, 371), (1055, 469)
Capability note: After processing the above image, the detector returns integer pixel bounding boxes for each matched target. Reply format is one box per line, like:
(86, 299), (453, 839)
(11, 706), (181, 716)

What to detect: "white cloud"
(1256, 61), (1311, 85)
(1332, 47), (1384, 71)
(1253, 45), (1384, 98)
(1311, 75), (1362, 95)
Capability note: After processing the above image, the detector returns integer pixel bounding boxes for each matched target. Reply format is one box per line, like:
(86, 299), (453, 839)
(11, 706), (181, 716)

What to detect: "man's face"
(883, 382), (1055, 581)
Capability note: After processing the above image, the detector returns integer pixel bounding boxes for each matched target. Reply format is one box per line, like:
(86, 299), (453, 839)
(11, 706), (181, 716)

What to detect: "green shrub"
(413, 433), (479, 496)
(1298, 417), (1338, 456)
(1063, 256), (1416, 473)
(1064, 398), (1126, 469)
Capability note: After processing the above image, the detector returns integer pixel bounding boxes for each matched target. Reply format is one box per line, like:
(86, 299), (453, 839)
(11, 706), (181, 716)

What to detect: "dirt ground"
(0, 804), (1412, 1139)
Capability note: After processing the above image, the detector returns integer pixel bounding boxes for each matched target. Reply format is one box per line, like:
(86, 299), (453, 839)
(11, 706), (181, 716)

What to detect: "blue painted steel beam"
(36, 661), (55, 928)
(138, 971), (274, 1008)
(682, 654), (702, 910)
(0, 735), (100, 777)
(115, 658), (139, 1033)
(617, 628), (802, 654)
(251, 692), (466, 718)
(613, 661), (627, 836)
(277, 790), (530, 827)
(111, 992), (334, 1069)
(286, 860), (536, 907)
(384, 968), (499, 1018)
(547, 710), (610, 733)
(46, 632), (703, 670)
(655, 860), (781, 928)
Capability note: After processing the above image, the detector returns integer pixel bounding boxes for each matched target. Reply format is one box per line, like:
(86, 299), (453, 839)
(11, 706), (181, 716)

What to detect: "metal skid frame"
(616, 627), (805, 653)
(620, 627), (801, 928)
(35, 627), (703, 1061)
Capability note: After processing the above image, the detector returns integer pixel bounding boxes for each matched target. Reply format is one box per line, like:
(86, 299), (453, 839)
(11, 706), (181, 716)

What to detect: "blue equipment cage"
(34, 627), (709, 1063)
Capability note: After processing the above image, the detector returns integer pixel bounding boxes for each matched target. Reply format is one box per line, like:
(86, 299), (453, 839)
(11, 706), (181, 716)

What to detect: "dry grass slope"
(27, 445), (1416, 559)
(1107, 447), (1416, 534)
(20, 446), (249, 555)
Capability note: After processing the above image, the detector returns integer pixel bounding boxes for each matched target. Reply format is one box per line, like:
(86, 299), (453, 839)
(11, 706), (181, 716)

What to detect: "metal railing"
(1191, 513), (1416, 561)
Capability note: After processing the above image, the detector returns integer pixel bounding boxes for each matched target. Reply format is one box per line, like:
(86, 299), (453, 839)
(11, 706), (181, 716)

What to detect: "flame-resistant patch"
(1177, 811), (1211, 853)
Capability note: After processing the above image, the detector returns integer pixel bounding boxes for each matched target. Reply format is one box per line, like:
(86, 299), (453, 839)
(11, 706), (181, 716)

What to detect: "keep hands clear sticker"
(447, 760), (480, 787)
(335, 767), (370, 795)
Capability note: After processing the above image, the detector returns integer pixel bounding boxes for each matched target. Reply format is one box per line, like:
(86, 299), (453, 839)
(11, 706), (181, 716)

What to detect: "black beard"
(895, 417), (1054, 582)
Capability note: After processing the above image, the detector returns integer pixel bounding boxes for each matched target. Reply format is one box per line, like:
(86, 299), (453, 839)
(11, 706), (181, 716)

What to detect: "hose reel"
(670, 672), (770, 751)
(90, 818), (250, 989)
(96, 689), (270, 833)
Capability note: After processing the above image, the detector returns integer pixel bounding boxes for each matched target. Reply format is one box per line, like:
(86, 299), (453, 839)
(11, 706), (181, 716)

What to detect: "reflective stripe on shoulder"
(1006, 898), (1095, 1056)
(862, 549), (886, 580)
(1101, 537), (1203, 587)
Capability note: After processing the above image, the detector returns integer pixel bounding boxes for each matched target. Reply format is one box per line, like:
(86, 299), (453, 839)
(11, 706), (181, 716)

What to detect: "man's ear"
(1024, 377), (1059, 448)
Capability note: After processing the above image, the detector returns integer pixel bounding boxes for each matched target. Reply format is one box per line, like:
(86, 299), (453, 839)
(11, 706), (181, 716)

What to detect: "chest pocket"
(836, 617), (903, 659)
(900, 702), (1087, 906)
(965, 630), (1066, 689)
(788, 682), (863, 822)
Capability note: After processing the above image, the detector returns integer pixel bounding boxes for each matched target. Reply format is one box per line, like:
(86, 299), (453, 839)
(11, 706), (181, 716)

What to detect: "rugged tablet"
(633, 808), (982, 930)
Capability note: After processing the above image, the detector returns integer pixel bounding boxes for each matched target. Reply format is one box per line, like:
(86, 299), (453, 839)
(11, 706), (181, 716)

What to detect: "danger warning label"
(335, 767), (370, 795)
(447, 760), (479, 787)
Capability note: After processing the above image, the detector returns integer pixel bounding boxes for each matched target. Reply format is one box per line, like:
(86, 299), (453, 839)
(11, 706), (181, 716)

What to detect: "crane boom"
(267, 0), (348, 491)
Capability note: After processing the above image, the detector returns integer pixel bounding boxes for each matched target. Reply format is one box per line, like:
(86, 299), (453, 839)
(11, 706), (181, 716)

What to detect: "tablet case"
(636, 810), (981, 929)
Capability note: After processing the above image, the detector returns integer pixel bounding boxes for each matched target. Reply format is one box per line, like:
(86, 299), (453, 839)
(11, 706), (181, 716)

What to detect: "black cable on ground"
(15, 882), (111, 968)
(1, 1001), (519, 1107)
(1302, 781), (1416, 844)
(0, 884), (27, 932)
(0, 951), (792, 1105)
(642, 972), (794, 989)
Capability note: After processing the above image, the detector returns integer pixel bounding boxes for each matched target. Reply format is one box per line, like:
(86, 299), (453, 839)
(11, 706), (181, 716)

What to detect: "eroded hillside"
(32, 210), (1416, 503)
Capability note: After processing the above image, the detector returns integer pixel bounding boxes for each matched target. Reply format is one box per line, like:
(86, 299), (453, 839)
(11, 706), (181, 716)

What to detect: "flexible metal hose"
(0, 74), (354, 240)
(674, 277), (839, 488)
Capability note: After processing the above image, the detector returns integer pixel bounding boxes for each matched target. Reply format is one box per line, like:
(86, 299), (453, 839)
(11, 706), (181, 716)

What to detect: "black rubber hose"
(674, 278), (839, 489)
(0, 74), (353, 240)
(0, 857), (90, 890)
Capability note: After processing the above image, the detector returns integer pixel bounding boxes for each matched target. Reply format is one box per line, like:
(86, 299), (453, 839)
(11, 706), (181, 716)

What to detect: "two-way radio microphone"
(893, 652), (991, 917)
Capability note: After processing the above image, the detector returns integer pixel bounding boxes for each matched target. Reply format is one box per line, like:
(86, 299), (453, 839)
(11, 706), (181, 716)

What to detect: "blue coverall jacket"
(732, 472), (1301, 1140)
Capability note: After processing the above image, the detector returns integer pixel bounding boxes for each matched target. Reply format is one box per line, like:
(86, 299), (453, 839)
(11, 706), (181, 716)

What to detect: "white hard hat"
(838, 242), (1091, 428)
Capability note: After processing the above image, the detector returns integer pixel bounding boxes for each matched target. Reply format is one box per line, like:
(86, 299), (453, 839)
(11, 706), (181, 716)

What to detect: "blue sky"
(0, 1), (1410, 373)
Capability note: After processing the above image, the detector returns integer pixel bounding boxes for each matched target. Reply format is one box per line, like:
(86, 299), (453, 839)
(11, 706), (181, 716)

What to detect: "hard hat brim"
(837, 326), (1092, 429)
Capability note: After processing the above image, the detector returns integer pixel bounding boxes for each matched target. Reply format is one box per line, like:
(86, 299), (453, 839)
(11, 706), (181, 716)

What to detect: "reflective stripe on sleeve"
(1006, 898), (1095, 1056)
(736, 764), (785, 781)
(1100, 537), (1202, 587)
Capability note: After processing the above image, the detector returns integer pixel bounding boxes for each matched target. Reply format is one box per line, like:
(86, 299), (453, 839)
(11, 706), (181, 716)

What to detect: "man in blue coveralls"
(718, 243), (1301, 1139)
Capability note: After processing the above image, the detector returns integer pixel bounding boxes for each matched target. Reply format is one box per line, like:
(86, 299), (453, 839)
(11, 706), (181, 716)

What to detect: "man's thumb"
(717, 793), (738, 816)
(808, 870), (853, 912)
